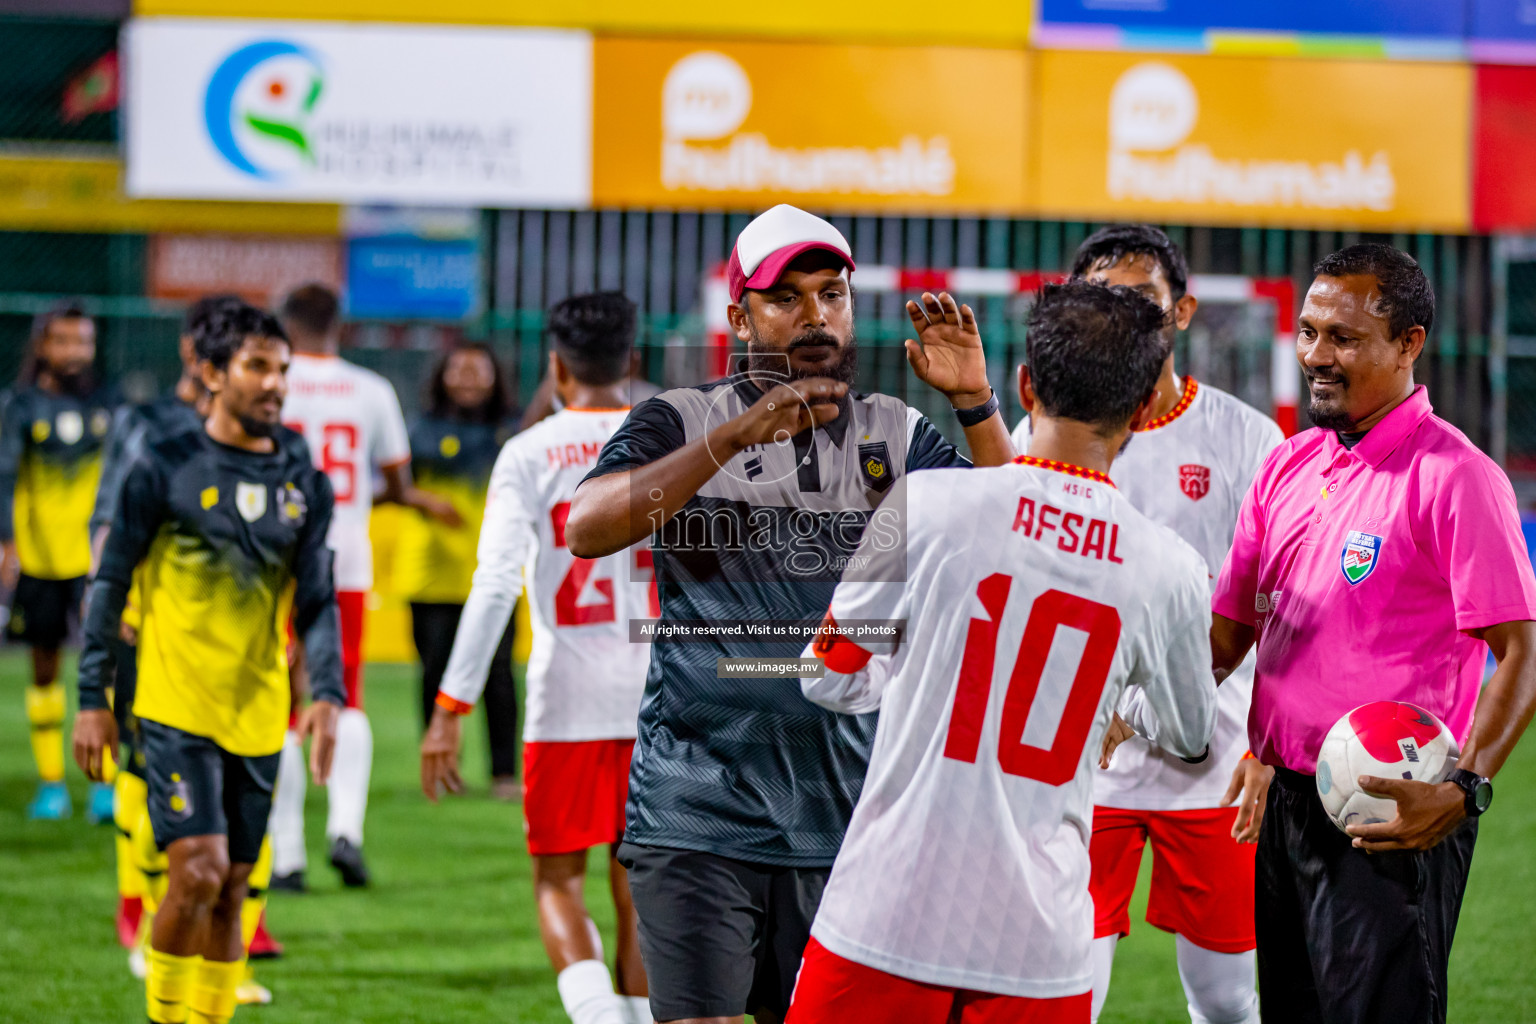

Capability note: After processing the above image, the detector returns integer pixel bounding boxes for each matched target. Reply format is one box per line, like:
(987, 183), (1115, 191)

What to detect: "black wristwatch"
(1447, 768), (1493, 817)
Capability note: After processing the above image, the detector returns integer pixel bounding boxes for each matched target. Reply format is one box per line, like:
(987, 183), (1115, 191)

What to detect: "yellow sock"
(115, 772), (149, 899)
(240, 895), (264, 952)
(146, 947), (199, 1024)
(129, 790), (169, 914)
(188, 958), (242, 1024)
(25, 682), (65, 783)
(242, 834), (274, 951)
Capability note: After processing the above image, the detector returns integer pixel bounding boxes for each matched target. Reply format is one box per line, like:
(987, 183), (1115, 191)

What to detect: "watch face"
(1474, 781), (1493, 813)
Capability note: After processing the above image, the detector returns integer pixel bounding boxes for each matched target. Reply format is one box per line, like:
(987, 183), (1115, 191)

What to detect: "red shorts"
(1089, 805), (1255, 954)
(337, 590), (366, 709)
(522, 739), (634, 857)
(787, 938), (1089, 1024)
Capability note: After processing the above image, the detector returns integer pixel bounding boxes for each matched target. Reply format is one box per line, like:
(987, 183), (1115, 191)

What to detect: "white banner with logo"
(124, 18), (592, 206)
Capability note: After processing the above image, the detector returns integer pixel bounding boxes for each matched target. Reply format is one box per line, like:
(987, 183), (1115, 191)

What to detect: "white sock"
(326, 708), (373, 846)
(1175, 935), (1258, 1024)
(1091, 934), (1117, 1024)
(624, 995), (653, 1024)
(556, 960), (627, 1024)
(270, 730), (308, 875)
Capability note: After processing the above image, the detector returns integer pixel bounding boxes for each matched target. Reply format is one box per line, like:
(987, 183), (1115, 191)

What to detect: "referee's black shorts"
(1258, 766), (1477, 1024)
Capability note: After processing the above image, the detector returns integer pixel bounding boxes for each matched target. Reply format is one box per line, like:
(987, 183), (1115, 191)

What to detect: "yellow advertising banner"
(1033, 51), (1471, 231)
(593, 39), (1029, 214)
(0, 151), (341, 235)
(134, 0), (1032, 44)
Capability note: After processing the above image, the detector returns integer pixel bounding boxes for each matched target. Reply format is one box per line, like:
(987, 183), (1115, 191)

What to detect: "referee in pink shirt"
(1211, 243), (1536, 1023)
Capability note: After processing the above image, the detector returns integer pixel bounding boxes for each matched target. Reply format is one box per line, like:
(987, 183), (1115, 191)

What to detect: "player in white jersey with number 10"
(421, 293), (654, 1024)
(270, 284), (461, 890)
(1014, 227), (1283, 1024)
(787, 281), (1218, 1024)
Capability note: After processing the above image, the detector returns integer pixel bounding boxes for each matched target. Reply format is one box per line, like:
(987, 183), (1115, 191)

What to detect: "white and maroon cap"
(726, 204), (855, 303)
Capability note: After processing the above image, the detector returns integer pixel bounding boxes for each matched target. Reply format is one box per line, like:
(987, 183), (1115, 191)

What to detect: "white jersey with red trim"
(437, 408), (651, 741)
(800, 459), (1216, 998)
(281, 353), (412, 592)
(1013, 379), (1283, 810)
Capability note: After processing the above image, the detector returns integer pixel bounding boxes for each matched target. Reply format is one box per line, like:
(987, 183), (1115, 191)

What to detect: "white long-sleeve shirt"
(800, 459), (1217, 998)
(437, 408), (651, 741)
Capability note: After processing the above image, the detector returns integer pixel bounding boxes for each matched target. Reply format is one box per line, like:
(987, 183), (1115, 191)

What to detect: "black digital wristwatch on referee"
(1447, 768), (1493, 817)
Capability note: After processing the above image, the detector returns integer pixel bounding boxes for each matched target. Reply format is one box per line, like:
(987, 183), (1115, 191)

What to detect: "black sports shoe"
(269, 870), (306, 894)
(329, 837), (370, 888)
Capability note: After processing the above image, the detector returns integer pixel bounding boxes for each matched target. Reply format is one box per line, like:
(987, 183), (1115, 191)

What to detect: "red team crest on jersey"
(1179, 464), (1210, 501)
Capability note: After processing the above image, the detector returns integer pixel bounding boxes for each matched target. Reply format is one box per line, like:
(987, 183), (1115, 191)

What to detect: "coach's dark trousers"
(1257, 767), (1478, 1024)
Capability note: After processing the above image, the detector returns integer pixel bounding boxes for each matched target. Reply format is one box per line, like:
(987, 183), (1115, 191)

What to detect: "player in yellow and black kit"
(73, 302), (342, 1024)
(396, 342), (521, 795)
(89, 295), (222, 971)
(0, 301), (119, 822)
(90, 296), (293, 1001)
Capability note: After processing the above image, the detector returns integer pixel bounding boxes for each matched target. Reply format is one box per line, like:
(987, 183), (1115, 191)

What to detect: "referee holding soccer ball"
(1209, 243), (1536, 1023)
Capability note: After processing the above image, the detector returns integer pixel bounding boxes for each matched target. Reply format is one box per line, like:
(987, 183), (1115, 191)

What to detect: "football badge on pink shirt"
(1341, 530), (1383, 585)
(1179, 464), (1210, 501)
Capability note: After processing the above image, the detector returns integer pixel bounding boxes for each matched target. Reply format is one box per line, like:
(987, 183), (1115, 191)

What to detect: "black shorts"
(140, 719), (280, 864)
(617, 842), (828, 1021)
(1258, 767), (1478, 1024)
(6, 573), (84, 649)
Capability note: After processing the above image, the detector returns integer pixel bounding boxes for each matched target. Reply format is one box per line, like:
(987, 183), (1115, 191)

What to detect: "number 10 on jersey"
(944, 575), (1121, 786)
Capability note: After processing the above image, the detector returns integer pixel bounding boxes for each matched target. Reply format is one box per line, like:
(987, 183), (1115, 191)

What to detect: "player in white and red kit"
(271, 284), (458, 889)
(787, 281), (1218, 1024)
(421, 293), (653, 1024)
(1014, 227), (1282, 1024)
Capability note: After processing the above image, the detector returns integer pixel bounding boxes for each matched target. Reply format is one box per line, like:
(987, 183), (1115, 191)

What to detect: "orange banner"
(1033, 51), (1471, 231)
(593, 38), (1029, 214)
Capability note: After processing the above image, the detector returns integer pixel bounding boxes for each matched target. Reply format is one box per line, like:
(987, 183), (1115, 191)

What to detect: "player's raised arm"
(73, 456), (166, 780)
(421, 443), (538, 801)
(903, 290), (1014, 467)
(565, 378), (845, 558)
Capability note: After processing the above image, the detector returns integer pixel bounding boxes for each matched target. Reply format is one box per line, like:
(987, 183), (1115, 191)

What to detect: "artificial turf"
(1, 651), (1533, 1022)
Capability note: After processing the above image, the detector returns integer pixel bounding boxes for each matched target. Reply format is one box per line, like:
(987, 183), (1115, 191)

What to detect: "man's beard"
(50, 368), (93, 396)
(745, 328), (858, 387)
(1304, 373), (1356, 431)
(237, 412), (278, 438)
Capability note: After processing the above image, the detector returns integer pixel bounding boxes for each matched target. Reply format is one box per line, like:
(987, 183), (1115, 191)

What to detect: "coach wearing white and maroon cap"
(1210, 243), (1536, 1024)
(566, 204), (1014, 1024)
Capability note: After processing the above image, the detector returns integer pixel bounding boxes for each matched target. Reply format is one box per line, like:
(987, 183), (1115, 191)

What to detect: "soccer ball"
(1315, 702), (1459, 832)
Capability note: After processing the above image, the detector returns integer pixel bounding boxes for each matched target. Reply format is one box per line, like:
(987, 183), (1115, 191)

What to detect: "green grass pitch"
(2, 651), (1534, 1022)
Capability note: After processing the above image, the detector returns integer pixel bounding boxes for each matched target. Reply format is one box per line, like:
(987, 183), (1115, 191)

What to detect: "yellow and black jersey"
(392, 415), (510, 604)
(78, 428), (343, 757)
(0, 384), (119, 579)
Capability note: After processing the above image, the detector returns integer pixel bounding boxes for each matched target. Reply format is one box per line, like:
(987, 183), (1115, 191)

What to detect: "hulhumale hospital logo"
(204, 39), (325, 180)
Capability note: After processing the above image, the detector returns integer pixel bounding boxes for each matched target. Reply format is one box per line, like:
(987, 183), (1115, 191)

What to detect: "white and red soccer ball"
(1315, 701), (1460, 832)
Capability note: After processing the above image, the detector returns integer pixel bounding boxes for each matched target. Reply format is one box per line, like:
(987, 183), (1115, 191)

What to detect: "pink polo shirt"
(1212, 386), (1536, 773)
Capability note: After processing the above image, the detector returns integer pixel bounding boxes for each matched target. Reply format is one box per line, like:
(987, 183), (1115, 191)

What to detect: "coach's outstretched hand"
(421, 705), (465, 802)
(904, 292), (991, 408)
(300, 699), (341, 786)
(72, 708), (118, 782)
(1346, 776), (1467, 852)
(1221, 756), (1274, 843)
